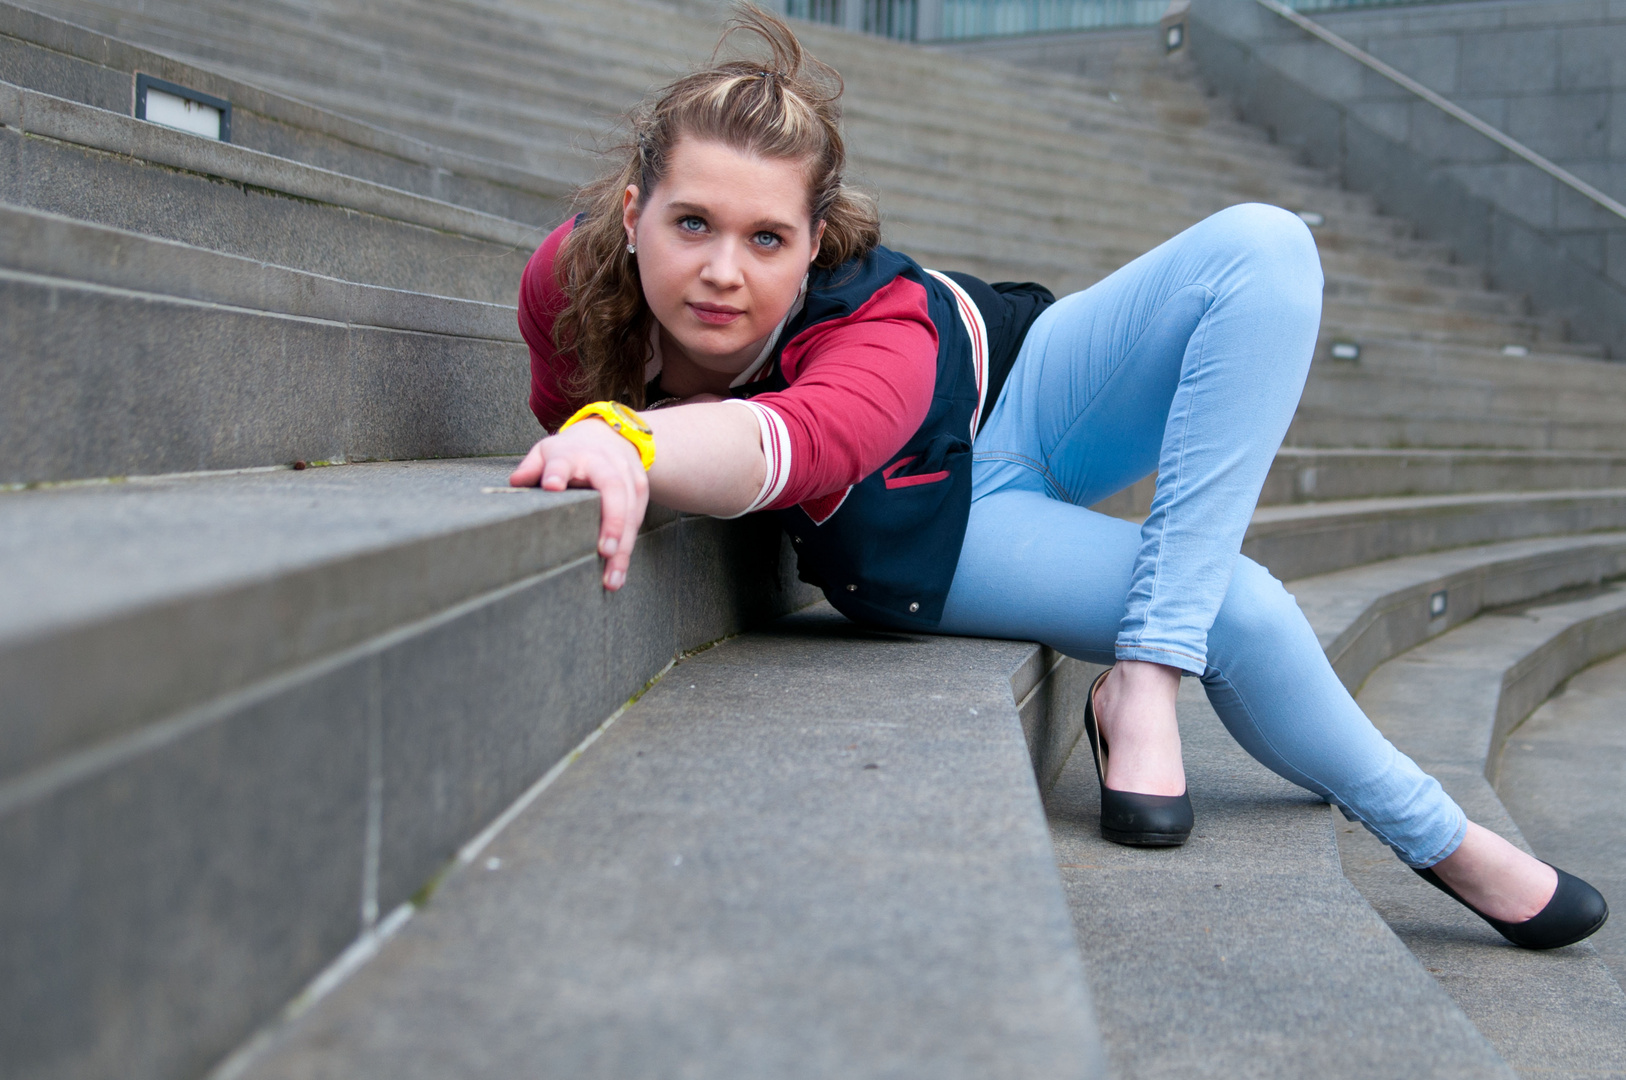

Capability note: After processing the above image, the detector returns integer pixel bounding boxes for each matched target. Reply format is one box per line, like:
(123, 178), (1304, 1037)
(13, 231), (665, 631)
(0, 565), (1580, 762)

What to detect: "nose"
(699, 240), (745, 290)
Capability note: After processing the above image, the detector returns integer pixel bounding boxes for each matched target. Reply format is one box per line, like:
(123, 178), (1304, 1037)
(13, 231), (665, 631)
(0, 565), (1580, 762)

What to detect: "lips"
(688, 302), (744, 326)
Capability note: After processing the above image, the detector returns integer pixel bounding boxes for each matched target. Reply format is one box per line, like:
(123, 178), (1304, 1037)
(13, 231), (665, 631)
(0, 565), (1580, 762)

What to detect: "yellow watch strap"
(558, 401), (656, 471)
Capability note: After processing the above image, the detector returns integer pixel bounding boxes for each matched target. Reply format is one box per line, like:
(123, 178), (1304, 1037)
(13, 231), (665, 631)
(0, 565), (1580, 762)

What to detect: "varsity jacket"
(730, 246), (1051, 630)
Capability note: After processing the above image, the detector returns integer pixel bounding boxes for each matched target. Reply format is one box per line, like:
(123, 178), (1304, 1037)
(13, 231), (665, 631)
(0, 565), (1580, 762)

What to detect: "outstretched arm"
(508, 401), (765, 590)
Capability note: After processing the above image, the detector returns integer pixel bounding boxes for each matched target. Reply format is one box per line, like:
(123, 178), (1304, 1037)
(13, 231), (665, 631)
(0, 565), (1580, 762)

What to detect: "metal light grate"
(788, 0), (1509, 40)
(785, 0), (920, 39)
(940, 0), (1166, 37)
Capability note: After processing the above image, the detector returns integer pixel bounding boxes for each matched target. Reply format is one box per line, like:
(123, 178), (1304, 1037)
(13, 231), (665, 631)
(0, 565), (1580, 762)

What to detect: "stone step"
(1300, 351), (1626, 429)
(12, 0), (1534, 341)
(15, 0), (1418, 228)
(1496, 651), (1626, 991)
(879, 207), (1528, 319)
(1290, 533), (1626, 696)
(1103, 451), (1626, 520)
(37, 0), (1332, 191)
(1047, 678), (1515, 1079)
(0, 458), (814, 1080)
(0, 80), (543, 304)
(1340, 585), (1626, 1073)
(1242, 489), (1626, 582)
(1289, 410), (1626, 453)
(0, 1), (570, 222)
(1318, 302), (1576, 350)
(0, 203), (530, 483)
(3, 8), (1547, 362)
(195, 56), (1403, 255)
(1265, 449), (1626, 504)
(1074, 527), (1626, 1072)
(213, 605), (1105, 1080)
(1290, 347), (1626, 452)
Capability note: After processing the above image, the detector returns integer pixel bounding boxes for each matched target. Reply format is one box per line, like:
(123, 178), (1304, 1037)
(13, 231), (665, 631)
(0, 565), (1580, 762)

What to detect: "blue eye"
(677, 216), (706, 233)
(753, 231), (784, 248)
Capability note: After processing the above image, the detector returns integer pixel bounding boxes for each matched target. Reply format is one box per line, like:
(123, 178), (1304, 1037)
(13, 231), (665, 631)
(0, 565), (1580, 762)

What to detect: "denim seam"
(971, 450), (1068, 501)
(1132, 285), (1217, 656)
(1114, 643), (1206, 665)
(1204, 667), (1441, 865)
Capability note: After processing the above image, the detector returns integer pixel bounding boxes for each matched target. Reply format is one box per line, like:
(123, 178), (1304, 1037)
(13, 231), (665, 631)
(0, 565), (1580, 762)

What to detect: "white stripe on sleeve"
(715, 399), (793, 518)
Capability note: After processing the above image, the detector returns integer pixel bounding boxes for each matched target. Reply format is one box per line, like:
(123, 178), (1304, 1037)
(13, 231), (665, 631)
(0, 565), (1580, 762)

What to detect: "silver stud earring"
(626, 242), (636, 254)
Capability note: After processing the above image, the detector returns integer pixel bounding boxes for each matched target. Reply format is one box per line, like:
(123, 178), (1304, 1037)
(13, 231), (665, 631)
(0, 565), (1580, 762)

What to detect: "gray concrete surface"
(0, 461), (814, 1080)
(1105, 450), (1626, 521)
(1288, 532), (1626, 692)
(1266, 449), (1626, 505)
(0, 1), (571, 222)
(0, 205), (532, 484)
(1341, 588), (1626, 1077)
(1187, 0), (1626, 359)
(228, 607), (1104, 1080)
(0, 204), (520, 339)
(0, 82), (539, 304)
(0, 460), (781, 784)
(0, 269), (530, 483)
(1048, 677), (1513, 1079)
(1497, 649), (1626, 992)
(1244, 489), (1626, 582)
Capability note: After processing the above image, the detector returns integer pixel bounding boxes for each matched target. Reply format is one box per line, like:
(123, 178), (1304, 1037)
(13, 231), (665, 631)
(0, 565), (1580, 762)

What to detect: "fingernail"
(609, 570), (625, 588)
(601, 538), (618, 556)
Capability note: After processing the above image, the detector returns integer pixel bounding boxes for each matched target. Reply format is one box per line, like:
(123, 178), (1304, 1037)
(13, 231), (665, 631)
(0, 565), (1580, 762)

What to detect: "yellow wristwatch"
(559, 401), (656, 471)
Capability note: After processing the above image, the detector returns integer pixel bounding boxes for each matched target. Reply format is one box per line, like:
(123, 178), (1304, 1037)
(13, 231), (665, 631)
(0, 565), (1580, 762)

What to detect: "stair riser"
(0, 274), (533, 484)
(1299, 376), (1626, 428)
(0, 23), (569, 222)
(1244, 496), (1626, 581)
(0, 129), (532, 303)
(140, 3), (1310, 185)
(874, 188), (1475, 282)
(1287, 413), (1626, 452)
(26, 0), (1376, 212)
(1322, 541), (1626, 696)
(1265, 456), (1626, 503)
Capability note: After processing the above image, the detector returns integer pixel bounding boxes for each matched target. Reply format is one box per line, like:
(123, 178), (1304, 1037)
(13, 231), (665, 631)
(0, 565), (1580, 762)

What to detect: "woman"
(509, 7), (1606, 949)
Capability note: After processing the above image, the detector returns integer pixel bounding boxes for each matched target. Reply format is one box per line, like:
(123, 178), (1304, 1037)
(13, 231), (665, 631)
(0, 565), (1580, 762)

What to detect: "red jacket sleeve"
(729, 276), (939, 513)
(518, 217), (579, 432)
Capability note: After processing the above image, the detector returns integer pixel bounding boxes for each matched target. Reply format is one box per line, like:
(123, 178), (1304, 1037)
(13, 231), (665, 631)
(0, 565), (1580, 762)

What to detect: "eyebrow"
(666, 201), (800, 234)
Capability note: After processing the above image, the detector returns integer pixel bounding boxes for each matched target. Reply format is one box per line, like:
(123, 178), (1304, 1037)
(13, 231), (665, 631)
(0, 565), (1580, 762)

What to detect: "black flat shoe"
(1083, 669), (1193, 847)
(1414, 864), (1608, 950)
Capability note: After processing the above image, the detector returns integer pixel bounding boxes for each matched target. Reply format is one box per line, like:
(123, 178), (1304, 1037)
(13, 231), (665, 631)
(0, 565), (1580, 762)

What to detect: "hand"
(509, 420), (648, 591)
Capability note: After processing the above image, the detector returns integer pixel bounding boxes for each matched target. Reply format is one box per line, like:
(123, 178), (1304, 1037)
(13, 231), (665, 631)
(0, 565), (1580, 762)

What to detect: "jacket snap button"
(846, 584), (857, 592)
(908, 602), (920, 613)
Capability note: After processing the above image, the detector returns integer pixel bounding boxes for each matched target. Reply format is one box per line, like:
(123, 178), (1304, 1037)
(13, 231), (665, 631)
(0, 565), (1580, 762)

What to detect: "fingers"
(508, 440), (548, 487)
(511, 425), (649, 592)
(593, 452), (648, 591)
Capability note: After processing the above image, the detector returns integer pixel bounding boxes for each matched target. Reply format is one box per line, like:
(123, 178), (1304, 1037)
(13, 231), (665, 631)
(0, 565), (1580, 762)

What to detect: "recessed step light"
(135, 74), (231, 141)
(1429, 589), (1448, 618)
(1329, 341), (1361, 361)
(1296, 210), (1325, 227)
(1501, 344), (1531, 357)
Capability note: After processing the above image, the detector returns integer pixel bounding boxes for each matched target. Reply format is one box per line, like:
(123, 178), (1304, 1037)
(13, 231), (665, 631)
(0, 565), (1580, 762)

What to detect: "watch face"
(611, 402), (653, 435)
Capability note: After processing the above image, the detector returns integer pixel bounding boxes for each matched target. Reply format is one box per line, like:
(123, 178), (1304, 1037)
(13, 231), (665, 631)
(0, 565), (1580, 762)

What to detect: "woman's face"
(624, 137), (825, 380)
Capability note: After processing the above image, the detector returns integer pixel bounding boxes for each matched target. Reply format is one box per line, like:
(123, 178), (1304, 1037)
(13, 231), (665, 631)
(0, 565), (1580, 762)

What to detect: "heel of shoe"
(1100, 788), (1194, 847)
(1085, 669), (1194, 847)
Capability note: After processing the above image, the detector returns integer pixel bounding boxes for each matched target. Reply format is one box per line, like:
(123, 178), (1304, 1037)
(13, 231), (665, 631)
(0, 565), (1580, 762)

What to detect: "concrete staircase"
(2, 1), (1625, 1077)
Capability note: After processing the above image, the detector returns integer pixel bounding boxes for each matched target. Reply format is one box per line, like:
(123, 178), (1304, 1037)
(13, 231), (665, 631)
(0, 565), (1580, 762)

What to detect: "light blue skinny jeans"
(937, 204), (1467, 868)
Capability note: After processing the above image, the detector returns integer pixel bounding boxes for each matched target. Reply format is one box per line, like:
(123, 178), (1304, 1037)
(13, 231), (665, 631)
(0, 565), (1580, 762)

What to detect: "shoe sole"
(1102, 828), (1191, 847)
